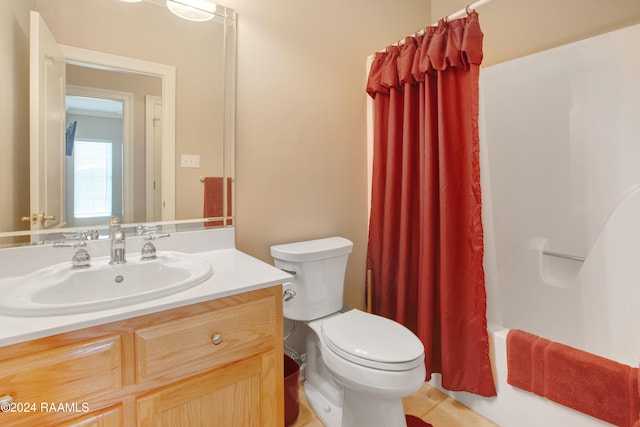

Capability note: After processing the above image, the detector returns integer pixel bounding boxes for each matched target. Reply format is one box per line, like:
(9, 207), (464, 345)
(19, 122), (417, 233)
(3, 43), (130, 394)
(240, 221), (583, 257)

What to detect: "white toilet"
(271, 237), (426, 427)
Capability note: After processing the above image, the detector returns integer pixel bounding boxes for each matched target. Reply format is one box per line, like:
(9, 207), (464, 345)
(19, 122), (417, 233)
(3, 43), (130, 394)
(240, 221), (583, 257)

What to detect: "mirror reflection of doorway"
(65, 92), (128, 227)
(64, 59), (166, 224)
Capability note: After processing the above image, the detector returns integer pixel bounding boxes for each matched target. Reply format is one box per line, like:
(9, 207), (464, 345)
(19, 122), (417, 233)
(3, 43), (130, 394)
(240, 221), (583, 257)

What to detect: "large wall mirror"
(0, 0), (236, 246)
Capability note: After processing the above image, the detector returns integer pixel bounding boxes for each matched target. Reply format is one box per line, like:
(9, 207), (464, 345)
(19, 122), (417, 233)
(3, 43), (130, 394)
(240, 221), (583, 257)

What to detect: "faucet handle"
(71, 248), (91, 269)
(140, 232), (171, 261)
(54, 233), (92, 269)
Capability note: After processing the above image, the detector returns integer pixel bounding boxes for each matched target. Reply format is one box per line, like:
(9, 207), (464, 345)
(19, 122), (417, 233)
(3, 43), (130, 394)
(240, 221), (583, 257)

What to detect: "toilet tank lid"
(270, 237), (353, 262)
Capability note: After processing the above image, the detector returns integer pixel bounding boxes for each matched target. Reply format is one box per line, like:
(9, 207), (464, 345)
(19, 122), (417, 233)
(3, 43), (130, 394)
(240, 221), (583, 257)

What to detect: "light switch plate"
(181, 154), (200, 168)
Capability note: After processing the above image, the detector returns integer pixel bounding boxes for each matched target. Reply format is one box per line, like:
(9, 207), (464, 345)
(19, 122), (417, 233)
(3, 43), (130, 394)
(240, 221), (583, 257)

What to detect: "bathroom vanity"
(0, 228), (289, 426)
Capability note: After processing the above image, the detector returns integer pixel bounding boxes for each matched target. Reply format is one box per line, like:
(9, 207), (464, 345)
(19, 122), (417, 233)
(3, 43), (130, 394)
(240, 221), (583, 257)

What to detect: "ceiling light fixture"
(166, 0), (217, 22)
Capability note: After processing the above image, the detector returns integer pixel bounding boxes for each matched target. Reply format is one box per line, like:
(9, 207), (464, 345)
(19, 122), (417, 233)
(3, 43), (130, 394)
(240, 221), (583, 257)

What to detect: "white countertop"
(0, 227), (291, 347)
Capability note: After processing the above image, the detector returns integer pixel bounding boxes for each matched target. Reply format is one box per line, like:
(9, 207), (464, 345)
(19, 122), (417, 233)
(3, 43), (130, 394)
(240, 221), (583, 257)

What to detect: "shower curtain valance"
(367, 11), (483, 96)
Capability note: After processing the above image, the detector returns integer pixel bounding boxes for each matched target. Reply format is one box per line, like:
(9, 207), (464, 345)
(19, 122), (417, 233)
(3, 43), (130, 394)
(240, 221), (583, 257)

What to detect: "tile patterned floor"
(291, 382), (499, 427)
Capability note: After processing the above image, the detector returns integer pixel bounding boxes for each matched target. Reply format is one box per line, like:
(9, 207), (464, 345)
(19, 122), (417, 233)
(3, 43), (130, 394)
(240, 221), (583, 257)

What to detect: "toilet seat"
(320, 309), (424, 371)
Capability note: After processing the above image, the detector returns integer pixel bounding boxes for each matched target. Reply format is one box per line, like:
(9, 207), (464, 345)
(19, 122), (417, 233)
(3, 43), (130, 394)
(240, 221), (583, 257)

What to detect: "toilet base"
(341, 388), (407, 427)
(304, 381), (342, 427)
(305, 381), (408, 427)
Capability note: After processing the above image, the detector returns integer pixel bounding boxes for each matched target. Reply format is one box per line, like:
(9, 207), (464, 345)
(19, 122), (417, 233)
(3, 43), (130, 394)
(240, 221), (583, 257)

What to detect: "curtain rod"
(373, 0), (492, 54)
(439, 0), (492, 25)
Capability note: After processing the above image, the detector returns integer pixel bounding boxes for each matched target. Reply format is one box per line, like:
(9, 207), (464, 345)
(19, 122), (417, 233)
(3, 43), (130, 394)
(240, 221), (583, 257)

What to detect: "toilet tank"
(270, 237), (353, 321)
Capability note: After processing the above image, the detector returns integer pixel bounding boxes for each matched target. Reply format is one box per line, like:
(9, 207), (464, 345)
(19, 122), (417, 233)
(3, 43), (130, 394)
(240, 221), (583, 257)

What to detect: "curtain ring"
(466, 4), (473, 15)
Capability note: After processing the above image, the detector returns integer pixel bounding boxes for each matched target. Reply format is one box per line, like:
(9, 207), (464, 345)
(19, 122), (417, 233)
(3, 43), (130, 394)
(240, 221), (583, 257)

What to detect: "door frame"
(145, 95), (163, 222)
(61, 45), (177, 221)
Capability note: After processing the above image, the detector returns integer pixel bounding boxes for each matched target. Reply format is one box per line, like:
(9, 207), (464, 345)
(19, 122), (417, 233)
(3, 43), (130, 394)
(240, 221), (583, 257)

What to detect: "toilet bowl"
(271, 237), (426, 427)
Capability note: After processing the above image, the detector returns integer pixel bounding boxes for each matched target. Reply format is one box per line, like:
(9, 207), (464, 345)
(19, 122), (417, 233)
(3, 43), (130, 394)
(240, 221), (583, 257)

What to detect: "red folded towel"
(506, 329), (550, 394)
(506, 329), (538, 390)
(506, 329), (640, 427)
(544, 342), (639, 427)
(530, 335), (551, 396)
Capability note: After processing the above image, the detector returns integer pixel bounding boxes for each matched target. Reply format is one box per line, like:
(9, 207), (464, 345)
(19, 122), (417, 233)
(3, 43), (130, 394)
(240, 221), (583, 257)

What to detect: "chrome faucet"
(109, 216), (126, 264)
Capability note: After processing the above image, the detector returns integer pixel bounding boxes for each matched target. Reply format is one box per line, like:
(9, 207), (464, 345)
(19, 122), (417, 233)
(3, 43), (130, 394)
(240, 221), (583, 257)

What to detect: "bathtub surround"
(366, 11), (494, 397)
(433, 19), (640, 427)
(482, 22), (640, 367)
(507, 329), (640, 427)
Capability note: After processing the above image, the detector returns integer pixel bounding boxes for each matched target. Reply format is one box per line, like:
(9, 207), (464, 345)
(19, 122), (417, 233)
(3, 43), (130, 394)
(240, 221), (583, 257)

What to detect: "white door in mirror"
(29, 11), (66, 231)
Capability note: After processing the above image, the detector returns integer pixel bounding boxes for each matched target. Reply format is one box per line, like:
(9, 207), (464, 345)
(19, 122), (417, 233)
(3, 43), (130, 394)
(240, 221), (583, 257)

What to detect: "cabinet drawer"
(0, 336), (122, 423)
(135, 295), (276, 382)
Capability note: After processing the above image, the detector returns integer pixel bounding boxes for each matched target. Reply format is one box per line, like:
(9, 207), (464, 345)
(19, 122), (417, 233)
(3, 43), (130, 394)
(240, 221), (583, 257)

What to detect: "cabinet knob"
(211, 333), (223, 345)
(0, 394), (14, 412)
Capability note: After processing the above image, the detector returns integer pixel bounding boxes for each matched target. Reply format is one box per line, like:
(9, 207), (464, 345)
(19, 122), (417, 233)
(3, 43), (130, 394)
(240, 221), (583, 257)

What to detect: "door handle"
(20, 213), (38, 224)
(20, 213), (58, 224)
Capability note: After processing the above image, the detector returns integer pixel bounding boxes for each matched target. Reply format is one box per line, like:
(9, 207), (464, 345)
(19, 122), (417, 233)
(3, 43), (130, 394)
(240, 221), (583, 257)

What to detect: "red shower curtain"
(366, 11), (496, 397)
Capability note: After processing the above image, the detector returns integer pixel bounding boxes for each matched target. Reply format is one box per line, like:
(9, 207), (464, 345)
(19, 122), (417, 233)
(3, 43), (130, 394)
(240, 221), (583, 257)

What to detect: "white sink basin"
(0, 251), (213, 317)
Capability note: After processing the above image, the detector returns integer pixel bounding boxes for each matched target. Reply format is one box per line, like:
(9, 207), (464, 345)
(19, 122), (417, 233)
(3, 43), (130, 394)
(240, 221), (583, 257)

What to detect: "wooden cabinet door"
(137, 350), (281, 427)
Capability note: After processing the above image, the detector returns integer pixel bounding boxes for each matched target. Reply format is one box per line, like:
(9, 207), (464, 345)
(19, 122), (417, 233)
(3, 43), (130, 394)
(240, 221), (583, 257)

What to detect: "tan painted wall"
(220, 0), (431, 309)
(431, 0), (640, 66)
